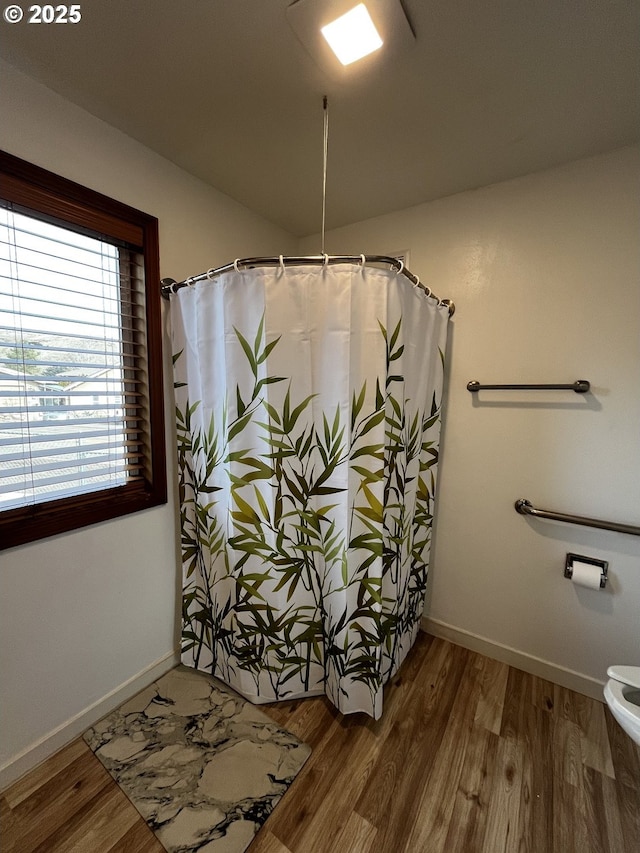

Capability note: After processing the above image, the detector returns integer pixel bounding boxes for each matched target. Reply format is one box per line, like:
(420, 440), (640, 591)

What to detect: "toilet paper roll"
(571, 561), (603, 590)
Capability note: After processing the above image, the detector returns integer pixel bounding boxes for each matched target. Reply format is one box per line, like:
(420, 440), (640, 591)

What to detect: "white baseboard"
(421, 617), (605, 703)
(0, 649), (180, 790)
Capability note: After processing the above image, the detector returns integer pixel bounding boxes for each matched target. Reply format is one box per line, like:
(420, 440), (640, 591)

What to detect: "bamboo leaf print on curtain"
(171, 263), (449, 718)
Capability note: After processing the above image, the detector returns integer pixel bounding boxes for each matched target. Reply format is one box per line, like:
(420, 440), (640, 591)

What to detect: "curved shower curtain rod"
(160, 254), (455, 316)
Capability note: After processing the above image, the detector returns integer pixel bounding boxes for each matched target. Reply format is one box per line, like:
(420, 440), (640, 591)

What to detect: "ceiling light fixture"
(321, 4), (383, 66)
(286, 0), (415, 79)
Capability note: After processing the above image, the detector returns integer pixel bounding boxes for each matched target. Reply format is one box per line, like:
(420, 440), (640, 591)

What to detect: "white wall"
(300, 147), (640, 697)
(0, 60), (296, 785)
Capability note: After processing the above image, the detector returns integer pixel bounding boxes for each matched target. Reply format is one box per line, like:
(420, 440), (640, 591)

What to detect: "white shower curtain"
(171, 262), (449, 718)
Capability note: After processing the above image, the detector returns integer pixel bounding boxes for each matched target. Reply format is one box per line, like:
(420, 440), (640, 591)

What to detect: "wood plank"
(553, 716), (584, 790)
(262, 711), (370, 851)
(516, 700), (554, 852)
(443, 726), (498, 852)
(276, 721), (379, 851)
(500, 667), (556, 851)
(529, 673), (556, 715)
(331, 812), (377, 853)
(354, 636), (462, 834)
(582, 765), (623, 853)
(555, 683), (591, 730)
(474, 655), (509, 734)
(481, 735), (524, 853)
(615, 773), (640, 853)
(31, 784), (139, 852)
(597, 771), (627, 853)
(604, 704), (640, 789)
(249, 828), (294, 853)
(1, 793), (17, 841)
(402, 653), (486, 852)
(2, 752), (113, 853)
(580, 699), (616, 779)
(355, 640), (466, 833)
(3, 739), (90, 808)
(551, 722), (591, 853)
(501, 667), (556, 740)
(369, 639), (470, 851)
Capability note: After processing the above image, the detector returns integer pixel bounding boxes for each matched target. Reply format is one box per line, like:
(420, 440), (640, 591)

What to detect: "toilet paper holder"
(565, 553), (608, 589)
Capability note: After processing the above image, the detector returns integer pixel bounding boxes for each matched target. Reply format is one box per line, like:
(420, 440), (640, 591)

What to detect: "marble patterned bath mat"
(84, 666), (310, 853)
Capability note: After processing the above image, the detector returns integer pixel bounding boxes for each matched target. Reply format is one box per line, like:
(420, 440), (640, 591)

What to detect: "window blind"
(0, 205), (149, 511)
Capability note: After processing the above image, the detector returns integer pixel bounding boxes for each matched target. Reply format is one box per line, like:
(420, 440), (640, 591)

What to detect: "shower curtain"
(171, 262), (449, 718)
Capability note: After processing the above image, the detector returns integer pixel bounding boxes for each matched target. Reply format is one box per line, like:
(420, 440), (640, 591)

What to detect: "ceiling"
(1, 0), (638, 237)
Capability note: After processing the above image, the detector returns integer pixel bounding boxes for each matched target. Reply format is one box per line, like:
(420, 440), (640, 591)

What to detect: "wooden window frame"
(0, 151), (166, 550)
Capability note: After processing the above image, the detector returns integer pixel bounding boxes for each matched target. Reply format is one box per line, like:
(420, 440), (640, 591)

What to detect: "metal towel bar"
(515, 499), (640, 537)
(467, 380), (590, 393)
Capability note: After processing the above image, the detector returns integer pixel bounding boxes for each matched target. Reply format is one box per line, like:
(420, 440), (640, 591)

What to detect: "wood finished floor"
(2, 633), (639, 853)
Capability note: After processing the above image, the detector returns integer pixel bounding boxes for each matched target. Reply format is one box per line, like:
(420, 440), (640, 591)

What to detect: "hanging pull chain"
(321, 95), (329, 255)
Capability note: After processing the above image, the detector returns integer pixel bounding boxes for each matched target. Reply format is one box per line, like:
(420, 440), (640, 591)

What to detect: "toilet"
(604, 665), (640, 745)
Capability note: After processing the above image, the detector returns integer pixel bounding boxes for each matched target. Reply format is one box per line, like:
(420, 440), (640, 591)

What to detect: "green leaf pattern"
(172, 272), (447, 718)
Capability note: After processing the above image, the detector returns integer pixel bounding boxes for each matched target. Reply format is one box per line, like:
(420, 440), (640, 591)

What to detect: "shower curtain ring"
(233, 259), (240, 272)
(279, 255), (285, 273)
(397, 260), (404, 275)
(322, 253), (329, 267)
(360, 254), (366, 265)
(206, 268), (216, 280)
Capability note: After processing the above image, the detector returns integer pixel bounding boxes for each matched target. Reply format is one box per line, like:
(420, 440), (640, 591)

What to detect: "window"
(0, 151), (166, 549)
